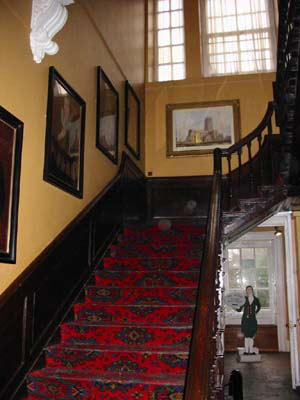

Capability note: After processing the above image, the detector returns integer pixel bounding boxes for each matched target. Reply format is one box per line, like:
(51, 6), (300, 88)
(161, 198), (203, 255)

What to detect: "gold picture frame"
(166, 99), (240, 157)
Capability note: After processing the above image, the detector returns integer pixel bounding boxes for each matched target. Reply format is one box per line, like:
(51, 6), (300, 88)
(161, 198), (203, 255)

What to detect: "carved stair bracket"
(30, 0), (74, 64)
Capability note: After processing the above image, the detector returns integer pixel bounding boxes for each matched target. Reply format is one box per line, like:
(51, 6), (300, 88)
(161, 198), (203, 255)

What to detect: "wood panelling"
(225, 324), (279, 352)
(146, 176), (212, 222)
(0, 152), (146, 400)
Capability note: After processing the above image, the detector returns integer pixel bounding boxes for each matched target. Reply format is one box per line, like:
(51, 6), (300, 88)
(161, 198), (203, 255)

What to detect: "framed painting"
(125, 80), (140, 160)
(166, 99), (240, 157)
(0, 106), (23, 263)
(44, 67), (86, 198)
(96, 66), (119, 165)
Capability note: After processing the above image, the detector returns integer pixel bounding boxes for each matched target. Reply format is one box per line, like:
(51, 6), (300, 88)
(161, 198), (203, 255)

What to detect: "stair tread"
(75, 303), (195, 308)
(46, 343), (189, 353)
(62, 321), (193, 329)
(86, 285), (197, 289)
(238, 197), (267, 202)
(26, 222), (206, 397)
(95, 270), (199, 275)
(29, 368), (186, 385)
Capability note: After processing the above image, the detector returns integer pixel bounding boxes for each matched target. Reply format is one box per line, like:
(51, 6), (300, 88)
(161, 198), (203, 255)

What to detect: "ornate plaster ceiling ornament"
(30, 0), (74, 64)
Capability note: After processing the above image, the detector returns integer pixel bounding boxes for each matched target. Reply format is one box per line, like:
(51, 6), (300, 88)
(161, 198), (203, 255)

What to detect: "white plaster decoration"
(30, 0), (74, 63)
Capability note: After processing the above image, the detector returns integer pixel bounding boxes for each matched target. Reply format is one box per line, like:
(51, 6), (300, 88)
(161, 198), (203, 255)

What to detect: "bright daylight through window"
(201, 0), (277, 76)
(156, 0), (186, 81)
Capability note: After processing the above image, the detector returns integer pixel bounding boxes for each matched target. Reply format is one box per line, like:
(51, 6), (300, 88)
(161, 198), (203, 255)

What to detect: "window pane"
(158, 0), (170, 12)
(238, 14), (252, 30)
(171, 28), (183, 44)
(158, 64), (171, 81)
(171, 10), (183, 27)
(229, 270), (243, 289)
(173, 63), (185, 80)
(228, 249), (240, 268)
(159, 47), (171, 64)
(242, 269), (256, 287)
(158, 12), (170, 29)
(255, 248), (268, 268)
(171, 0), (182, 10)
(223, 16), (236, 32)
(257, 289), (270, 308)
(256, 268), (269, 288)
(172, 45), (184, 62)
(241, 248), (255, 268)
(158, 29), (171, 46)
(223, 0), (236, 16)
(236, 1), (251, 13)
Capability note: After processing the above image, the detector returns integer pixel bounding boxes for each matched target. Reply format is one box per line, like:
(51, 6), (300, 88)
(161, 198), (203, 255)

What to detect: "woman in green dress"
(237, 285), (261, 354)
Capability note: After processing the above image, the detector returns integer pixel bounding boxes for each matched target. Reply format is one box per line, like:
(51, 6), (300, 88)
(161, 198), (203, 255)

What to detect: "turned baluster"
(267, 117), (274, 183)
(227, 153), (233, 207)
(258, 133), (263, 185)
(237, 148), (242, 198)
(247, 141), (255, 194)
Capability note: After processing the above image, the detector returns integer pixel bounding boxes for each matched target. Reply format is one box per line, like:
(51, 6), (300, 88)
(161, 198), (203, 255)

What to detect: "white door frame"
(259, 211), (300, 389)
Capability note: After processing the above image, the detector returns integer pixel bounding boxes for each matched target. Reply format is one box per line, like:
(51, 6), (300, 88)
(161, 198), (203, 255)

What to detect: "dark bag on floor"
(228, 369), (243, 399)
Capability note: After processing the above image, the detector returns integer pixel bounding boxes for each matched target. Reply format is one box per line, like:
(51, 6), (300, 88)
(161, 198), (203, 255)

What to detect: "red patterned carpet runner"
(27, 224), (205, 399)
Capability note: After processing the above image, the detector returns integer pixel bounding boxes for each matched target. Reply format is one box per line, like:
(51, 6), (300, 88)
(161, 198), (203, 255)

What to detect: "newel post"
(214, 148), (222, 175)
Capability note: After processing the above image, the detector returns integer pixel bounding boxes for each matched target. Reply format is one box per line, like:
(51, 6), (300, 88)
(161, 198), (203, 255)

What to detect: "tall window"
(227, 247), (271, 308)
(224, 234), (278, 325)
(155, 0), (186, 81)
(200, 0), (277, 76)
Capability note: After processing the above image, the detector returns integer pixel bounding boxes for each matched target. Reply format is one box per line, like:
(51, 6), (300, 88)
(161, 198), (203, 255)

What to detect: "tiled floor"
(224, 352), (300, 399)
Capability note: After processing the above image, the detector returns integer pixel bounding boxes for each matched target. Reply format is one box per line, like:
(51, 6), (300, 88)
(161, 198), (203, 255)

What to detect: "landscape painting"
(166, 100), (240, 156)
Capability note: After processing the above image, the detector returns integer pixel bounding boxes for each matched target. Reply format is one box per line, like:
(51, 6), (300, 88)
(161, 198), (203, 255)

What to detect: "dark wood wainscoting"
(0, 152), (146, 400)
(146, 176), (213, 222)
(225, 324), (279, 352)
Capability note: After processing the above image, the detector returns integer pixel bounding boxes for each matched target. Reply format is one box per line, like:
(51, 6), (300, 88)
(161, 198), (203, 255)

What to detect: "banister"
(221, 101), (274, 156)
(185, 101), (277, 399)
(185, 148), (223, 400)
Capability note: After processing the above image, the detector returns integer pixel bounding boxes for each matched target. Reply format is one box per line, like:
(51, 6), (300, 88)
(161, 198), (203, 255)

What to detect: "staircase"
(26, 223), (206, 399)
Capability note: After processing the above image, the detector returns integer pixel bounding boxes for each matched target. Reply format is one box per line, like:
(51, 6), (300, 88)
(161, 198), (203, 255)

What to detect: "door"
(260, 212), (300, 390)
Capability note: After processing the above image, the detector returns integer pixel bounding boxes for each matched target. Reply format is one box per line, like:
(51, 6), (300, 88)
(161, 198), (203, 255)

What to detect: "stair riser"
(110, 246), (202, 258)
(45, 348), (188, 374)
(61, 324), (192, 347)
(85, 287), (197, 305)
(123, 226), (205, 241)
(117, 235), (204, 246)
(27, 377), (184, 399)
(74, 304), (195, 324)
(102, 256), (201, 271)
(112, 243), (201, 252)
(94, 271), (199, 288)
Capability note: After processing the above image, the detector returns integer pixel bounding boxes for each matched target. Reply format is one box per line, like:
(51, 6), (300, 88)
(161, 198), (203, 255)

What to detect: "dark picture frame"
(0, 106), (23, 263)
(96, 67), (119, 164)
(44, 67), (86, 198)
(125, 80), (140, 160)
(166, 99), (240, 157)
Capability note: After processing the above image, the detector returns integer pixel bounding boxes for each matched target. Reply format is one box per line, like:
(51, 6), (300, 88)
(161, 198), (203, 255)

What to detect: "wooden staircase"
(184, 101), (288, 399)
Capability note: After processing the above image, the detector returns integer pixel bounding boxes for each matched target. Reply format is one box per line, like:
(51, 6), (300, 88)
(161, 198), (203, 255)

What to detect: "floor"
(224, 352), (300, 400)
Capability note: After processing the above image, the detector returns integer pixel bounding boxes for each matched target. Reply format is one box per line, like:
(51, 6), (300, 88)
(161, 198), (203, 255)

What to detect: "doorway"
(224, 229), (288, 352)
(224, 211), (300, 391)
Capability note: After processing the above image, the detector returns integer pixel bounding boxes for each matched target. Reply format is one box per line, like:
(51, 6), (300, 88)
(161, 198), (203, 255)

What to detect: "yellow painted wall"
(145, 0), (276, 177)
(0, 0), (145, 294)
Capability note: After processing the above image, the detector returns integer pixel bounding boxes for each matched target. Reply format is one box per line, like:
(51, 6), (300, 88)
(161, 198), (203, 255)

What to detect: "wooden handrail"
(185, 103), (278, 399)
(185, 148), (223, 400)
(221, 102), (274, 156)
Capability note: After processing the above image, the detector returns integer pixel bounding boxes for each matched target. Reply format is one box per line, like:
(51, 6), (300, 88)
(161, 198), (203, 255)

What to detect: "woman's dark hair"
(246, 285), (254, 292)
